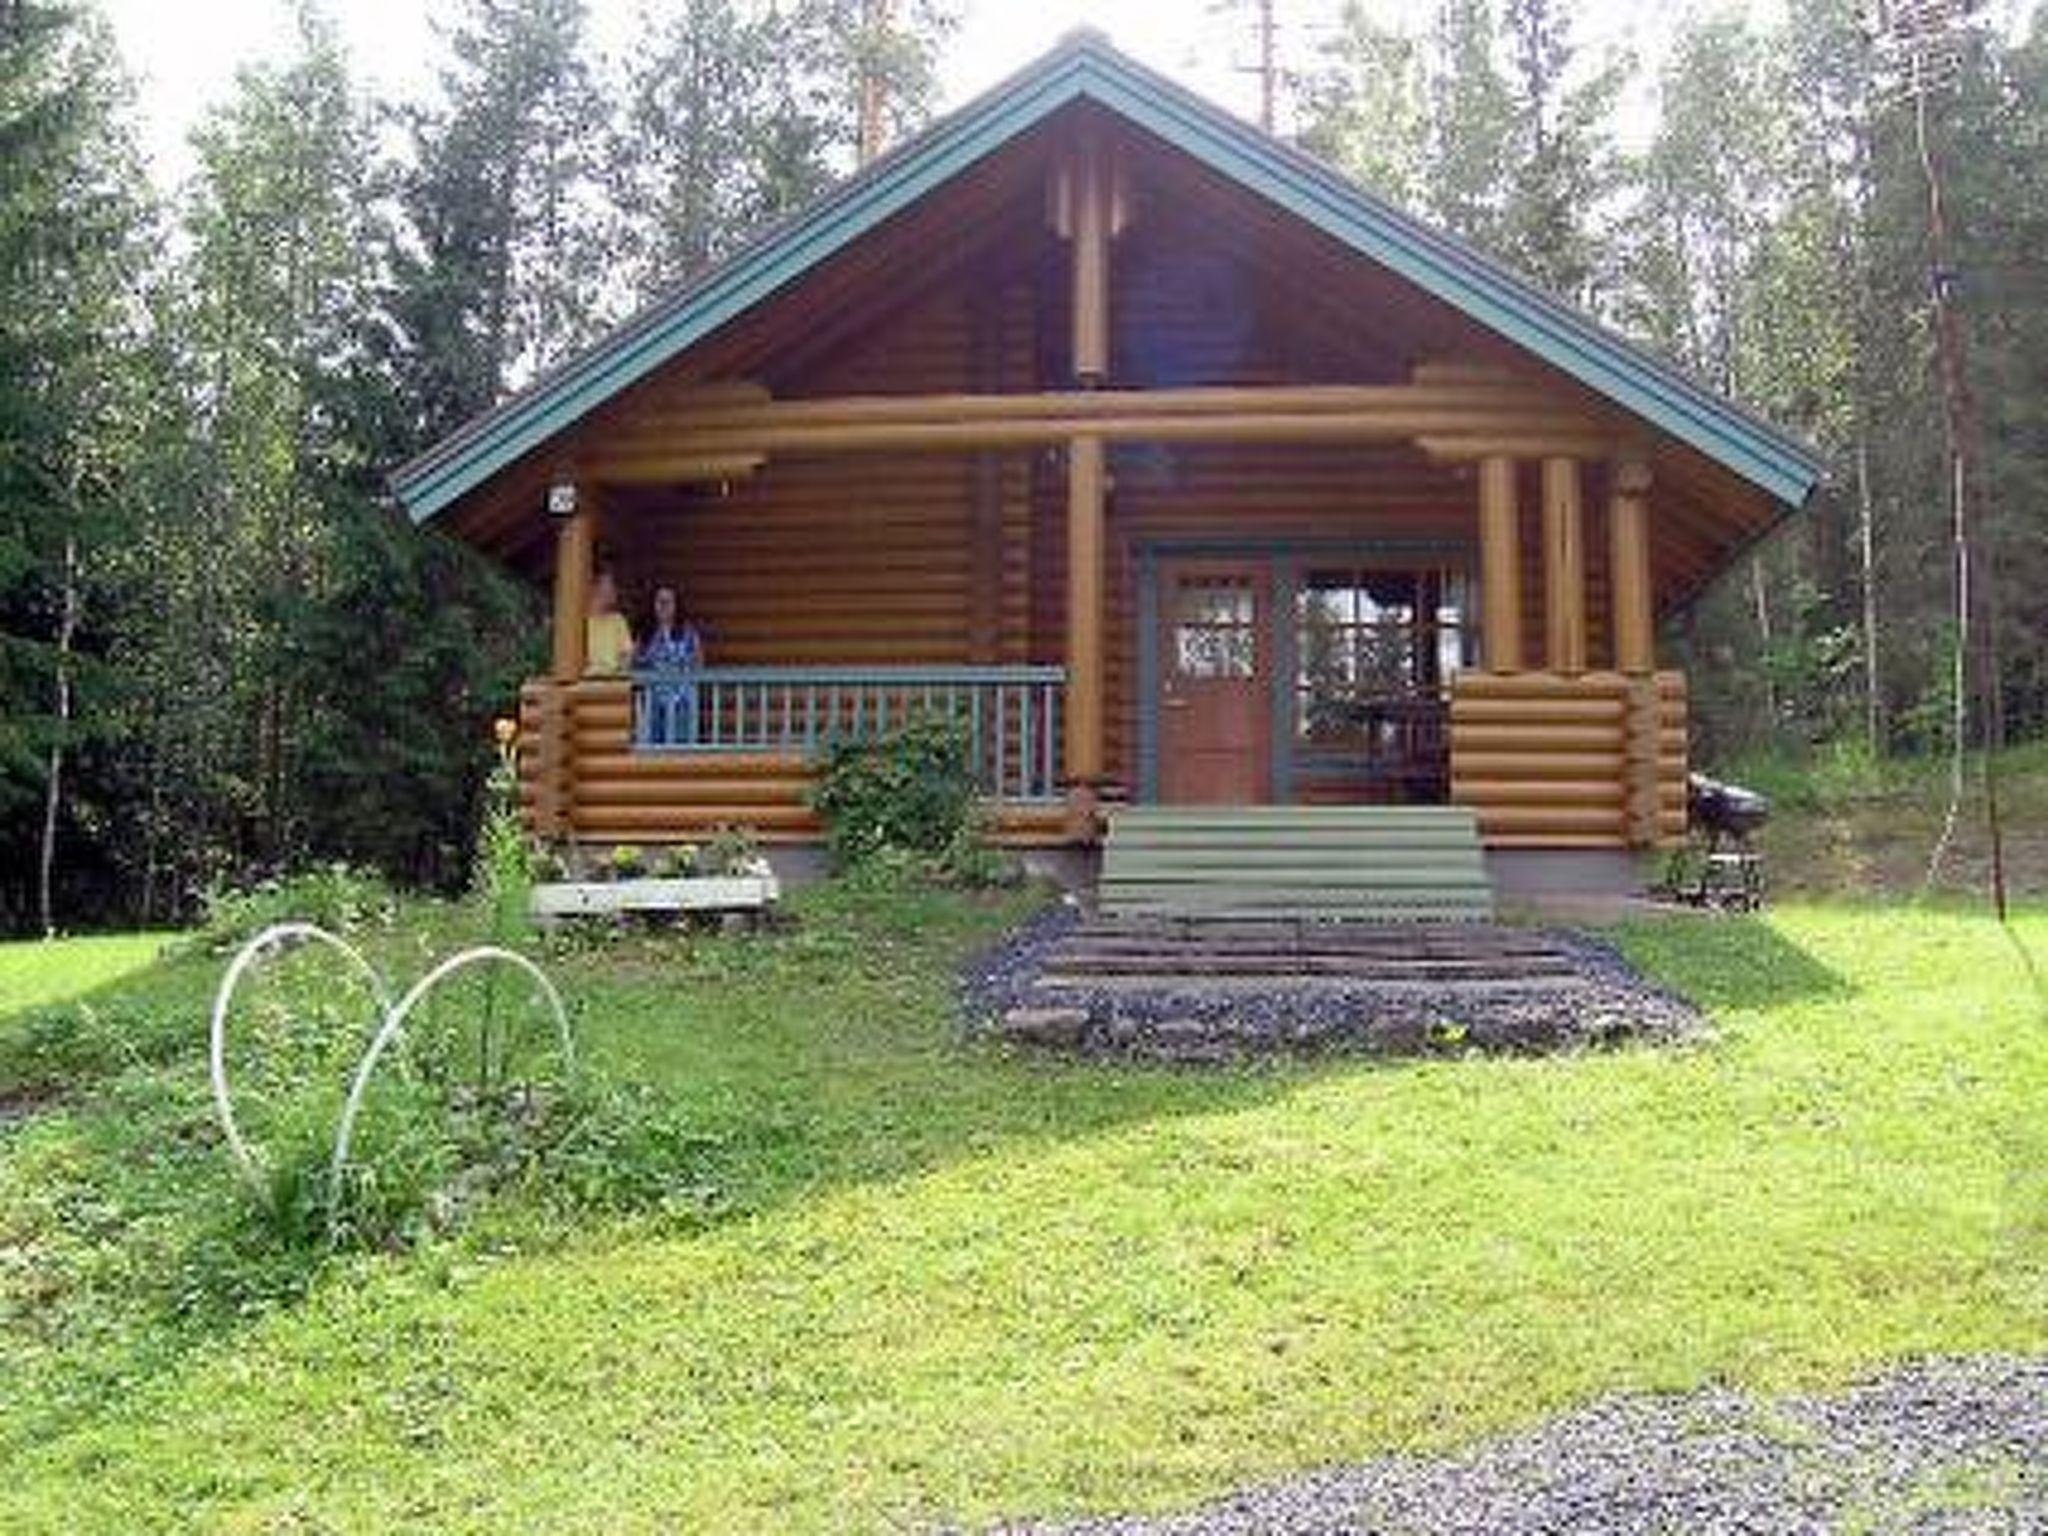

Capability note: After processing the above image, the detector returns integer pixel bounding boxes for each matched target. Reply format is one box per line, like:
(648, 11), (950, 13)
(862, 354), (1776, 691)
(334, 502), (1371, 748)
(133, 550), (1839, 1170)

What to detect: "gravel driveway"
(1013, 1356), (2048, 1534)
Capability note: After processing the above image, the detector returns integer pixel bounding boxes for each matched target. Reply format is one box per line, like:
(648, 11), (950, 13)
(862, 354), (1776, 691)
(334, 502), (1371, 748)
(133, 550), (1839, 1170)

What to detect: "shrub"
(812, 715), (979, 869)
(195, 863), (398, 950)
(701, 824), (763, 877)
(652, 844), (699, 879)
(191, 935), (724, 1254)
(937, 816), (1023, 888)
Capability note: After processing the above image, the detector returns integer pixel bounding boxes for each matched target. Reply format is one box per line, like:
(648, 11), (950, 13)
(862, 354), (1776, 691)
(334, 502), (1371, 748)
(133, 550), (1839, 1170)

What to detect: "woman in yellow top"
(585, 569), (635, 674)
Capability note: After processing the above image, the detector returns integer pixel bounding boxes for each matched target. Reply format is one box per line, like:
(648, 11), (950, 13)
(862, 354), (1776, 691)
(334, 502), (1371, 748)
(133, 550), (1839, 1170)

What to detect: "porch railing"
(631, 664), (1066, 803)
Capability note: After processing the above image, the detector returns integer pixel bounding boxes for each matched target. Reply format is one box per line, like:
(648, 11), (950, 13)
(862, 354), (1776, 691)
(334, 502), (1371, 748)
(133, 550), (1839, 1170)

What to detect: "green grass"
(0, 932), (171, 1017)
(1713, 739), (2048, 900)
(2, 887), (2046, 1532)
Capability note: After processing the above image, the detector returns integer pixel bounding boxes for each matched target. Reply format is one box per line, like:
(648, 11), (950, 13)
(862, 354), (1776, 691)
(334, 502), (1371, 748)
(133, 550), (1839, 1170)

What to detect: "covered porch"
(514, 381), (1685, 851)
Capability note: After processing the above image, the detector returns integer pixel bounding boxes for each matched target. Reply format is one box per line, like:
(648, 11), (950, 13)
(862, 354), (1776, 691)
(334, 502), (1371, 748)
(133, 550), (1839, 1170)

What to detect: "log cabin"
(392, 32), (1823, 912)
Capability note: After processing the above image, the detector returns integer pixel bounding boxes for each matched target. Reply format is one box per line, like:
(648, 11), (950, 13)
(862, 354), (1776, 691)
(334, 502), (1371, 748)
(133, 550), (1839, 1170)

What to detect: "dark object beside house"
(1667, 773), (1771, 910)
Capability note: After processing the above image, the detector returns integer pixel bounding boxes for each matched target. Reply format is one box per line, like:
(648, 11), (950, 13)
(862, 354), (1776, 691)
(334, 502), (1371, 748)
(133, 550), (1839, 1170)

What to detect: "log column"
(544, 481), (594, 843)
(1541, 457), (1586, 675)
(1608, 458), (1655, 673)
(549, 482), (594, 681)
(1065, 434), (1106, 792)
(1609, 457), (1660, 846)
(1062, 131), (1112, 818)
(1477, 455), (1522, 672)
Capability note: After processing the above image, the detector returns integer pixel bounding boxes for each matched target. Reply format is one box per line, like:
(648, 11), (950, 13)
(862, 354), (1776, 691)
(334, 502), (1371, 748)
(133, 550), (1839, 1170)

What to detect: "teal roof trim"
(393, 34), (1823, 523)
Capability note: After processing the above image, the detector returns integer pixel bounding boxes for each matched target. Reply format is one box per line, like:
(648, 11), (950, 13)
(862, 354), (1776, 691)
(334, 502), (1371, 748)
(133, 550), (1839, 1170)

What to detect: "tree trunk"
(1855, 432), (1880, 754)
(1750, 552), (1777, 729)
(37, 534), (80, 937)
(856, 0), (894, 165)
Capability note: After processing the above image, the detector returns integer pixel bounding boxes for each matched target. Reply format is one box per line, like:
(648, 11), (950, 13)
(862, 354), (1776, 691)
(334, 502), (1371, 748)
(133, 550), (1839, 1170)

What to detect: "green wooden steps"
(1099, 806), (1495, 921)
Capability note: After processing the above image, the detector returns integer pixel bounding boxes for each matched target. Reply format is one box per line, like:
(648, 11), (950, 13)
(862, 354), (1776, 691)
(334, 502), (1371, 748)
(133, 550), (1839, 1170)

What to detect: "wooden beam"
(550, 486), (593, 680)
(1609, 458), (1655, 672)
(615, 381), (1595, 431)
(1478, 455), (1522, 673)
(594, 453), (765, 487)
(594, 410), (1611, 467)
(1065, 434), (1106, 783)
(1542, 457), (1586, 675)
(1071, 135), (1110, 383)
(1415, 432), (1623, 462)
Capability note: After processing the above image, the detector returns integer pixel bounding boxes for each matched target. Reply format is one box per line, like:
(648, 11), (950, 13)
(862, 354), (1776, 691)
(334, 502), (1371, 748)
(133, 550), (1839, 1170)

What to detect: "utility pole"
(1880, 0), (2007, 918)
(1215, 0), (1281, 133)
(1258, 0), (1276, 132)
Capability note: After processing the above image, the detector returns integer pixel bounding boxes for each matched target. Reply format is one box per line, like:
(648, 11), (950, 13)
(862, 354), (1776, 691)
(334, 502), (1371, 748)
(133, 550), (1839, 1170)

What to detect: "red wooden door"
(1158, 560), (1269, 803)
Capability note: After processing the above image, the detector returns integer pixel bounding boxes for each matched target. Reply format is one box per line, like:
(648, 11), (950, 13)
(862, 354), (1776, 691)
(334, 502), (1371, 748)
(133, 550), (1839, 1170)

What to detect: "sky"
(98, 0), (2041, 193)
(99, 0), (1669, 191)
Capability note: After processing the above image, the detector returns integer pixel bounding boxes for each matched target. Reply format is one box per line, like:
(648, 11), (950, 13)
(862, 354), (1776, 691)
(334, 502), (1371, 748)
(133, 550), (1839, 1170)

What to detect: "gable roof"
(391, 30), (1825, 525)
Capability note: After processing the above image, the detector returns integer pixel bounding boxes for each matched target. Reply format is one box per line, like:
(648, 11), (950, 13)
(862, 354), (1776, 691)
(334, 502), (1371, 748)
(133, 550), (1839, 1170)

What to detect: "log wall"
(1448, 670), (1686, 848)
(614, 282), (1039, 669)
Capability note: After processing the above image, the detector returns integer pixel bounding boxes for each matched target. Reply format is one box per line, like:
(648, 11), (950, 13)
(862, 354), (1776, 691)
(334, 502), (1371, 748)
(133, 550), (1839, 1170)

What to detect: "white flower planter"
(530, 872), (780, 923)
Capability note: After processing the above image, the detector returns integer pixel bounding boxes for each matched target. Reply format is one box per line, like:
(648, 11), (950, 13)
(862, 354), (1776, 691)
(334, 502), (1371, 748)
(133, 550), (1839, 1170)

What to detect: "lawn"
(0, 932), (171, 1016)
(2, 887), (2046, 1532)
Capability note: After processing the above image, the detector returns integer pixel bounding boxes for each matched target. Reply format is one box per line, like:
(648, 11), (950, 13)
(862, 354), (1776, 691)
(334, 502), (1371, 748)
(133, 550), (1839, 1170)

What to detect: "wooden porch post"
(550, 481), (594, 681)
(536, 480), (594, 841)
(1065, 435), (1106, 789)
(1609, 458), (1655, 672)
(1541, 456), (1586, 675)
(1610, 457), (1661, 848)
(1478, 455), (1522, 672)
(1062, 129), (1112, 819)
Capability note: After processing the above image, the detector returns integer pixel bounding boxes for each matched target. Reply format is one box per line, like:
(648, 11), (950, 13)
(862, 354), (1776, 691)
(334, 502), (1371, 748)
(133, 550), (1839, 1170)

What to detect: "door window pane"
(1173, 576), (1256, 679)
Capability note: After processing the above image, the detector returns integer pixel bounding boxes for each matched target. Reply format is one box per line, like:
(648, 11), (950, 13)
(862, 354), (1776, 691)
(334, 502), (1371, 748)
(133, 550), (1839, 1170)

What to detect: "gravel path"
(961, 906), (1705, 1062)
(1014, 1356), (2048, 1534)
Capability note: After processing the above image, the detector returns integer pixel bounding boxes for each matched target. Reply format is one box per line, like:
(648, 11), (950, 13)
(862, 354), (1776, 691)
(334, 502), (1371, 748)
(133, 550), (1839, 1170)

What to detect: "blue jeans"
(638, 681), (698, 746)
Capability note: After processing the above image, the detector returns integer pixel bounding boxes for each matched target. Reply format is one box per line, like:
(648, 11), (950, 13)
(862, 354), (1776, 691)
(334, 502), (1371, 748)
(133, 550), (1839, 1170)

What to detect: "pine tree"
(607, 0), (829, 302)
(0, 0), (150, 930)
(1297, 1), (1426, 205)
(384, 0), (606, 445)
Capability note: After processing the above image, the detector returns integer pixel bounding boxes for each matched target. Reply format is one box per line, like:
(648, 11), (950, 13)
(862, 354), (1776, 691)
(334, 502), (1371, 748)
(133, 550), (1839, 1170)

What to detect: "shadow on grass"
(1999, 922), (2048, 1029)
(1608, 911), (1853, 1015)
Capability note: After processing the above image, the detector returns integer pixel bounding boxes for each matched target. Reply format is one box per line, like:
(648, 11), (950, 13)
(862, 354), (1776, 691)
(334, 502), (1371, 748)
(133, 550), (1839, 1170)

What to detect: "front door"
(1157, 559), (1269, 803)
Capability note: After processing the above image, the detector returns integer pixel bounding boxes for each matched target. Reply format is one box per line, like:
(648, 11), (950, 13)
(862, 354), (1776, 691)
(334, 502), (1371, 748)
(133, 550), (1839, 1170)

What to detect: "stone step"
(1101, 805), (1495, 921)
(1033, 972), (1584, 994)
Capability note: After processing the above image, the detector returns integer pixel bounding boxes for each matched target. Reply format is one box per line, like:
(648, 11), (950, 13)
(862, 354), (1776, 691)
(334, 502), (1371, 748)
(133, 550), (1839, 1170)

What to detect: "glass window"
(1296, 566), (1471, 743)
(1172, 576), (1256, 679)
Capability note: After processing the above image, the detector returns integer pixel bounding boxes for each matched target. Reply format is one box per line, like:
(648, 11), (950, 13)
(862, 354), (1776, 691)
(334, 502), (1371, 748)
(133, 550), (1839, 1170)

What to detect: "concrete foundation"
(760, 841), (1664, 922)
(1486, 849), (1660, 922)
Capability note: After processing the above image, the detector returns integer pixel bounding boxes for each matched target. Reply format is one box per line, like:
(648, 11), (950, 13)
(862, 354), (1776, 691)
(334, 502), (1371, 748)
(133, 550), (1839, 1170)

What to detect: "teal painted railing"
(631, 665), (1066, 803)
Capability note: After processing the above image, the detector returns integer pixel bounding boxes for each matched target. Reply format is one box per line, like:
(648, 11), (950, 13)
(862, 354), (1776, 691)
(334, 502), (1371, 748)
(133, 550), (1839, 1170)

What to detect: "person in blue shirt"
(635, 584), (704, 746)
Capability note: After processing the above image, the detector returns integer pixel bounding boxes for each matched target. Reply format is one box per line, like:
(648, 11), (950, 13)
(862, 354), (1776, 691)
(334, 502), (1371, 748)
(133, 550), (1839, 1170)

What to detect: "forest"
(2, 0), (2042, 933)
